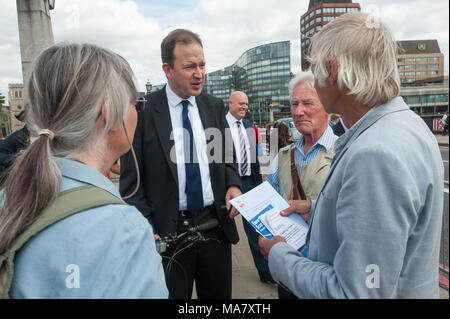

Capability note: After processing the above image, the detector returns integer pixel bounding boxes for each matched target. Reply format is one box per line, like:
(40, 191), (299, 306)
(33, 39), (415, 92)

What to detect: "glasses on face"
(96, 97), (146, 120)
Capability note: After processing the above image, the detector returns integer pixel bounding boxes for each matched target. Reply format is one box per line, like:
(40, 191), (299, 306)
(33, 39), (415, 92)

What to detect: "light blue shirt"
(10, 158), (168, 298)
(267, 125), (334, 194)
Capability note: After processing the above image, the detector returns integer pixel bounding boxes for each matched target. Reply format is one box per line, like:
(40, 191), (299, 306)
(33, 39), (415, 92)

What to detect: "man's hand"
(281, 200), (311, 222)
(225, 185), (242, 219)
(258, 235), (286, 260)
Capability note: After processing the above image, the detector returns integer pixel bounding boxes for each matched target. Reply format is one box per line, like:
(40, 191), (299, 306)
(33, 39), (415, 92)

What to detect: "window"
(15, 91), (18, 98)
(316, 17), (322, 23)
(316, 9), (321, 15)
(335, 8), (346, 13)
(422, 95), (434, 103)
(436, 94), (448, 103)
(406, 96), (420, 104)
(323, 8), (334, 13)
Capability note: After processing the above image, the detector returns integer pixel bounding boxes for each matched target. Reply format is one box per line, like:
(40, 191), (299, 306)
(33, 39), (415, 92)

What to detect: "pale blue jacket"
(269, 97), (444, 298)
(10, 158), (168, 298)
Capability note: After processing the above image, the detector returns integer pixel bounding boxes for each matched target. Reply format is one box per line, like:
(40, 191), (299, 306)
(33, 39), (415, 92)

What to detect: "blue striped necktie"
(181, 100), (203, 215)
(236, 121), (248, 176)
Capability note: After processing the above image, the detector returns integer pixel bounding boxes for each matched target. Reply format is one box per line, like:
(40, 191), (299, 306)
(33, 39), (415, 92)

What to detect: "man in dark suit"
(225, 91), (275, 284)
(331, 117), (348, 137)
(120, 29), (242, 299)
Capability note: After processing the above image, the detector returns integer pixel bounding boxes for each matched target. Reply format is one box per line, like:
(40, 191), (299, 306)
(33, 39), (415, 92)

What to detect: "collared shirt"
(225, 112), (251, 177)
(267, 125), (334, 193)
(10, 157), (168, 298)
(165, 84), (214, 210)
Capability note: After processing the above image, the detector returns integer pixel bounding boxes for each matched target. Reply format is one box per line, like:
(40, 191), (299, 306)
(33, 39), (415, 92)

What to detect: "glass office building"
(203, 41), (292, 125)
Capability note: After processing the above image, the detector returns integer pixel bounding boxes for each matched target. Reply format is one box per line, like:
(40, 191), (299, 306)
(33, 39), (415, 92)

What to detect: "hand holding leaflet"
(260, 208), (308, 250)
(229, 181), (309, 251)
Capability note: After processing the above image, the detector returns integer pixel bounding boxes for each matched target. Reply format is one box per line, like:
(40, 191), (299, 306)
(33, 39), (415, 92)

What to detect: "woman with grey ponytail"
(0, 43), (168, 298)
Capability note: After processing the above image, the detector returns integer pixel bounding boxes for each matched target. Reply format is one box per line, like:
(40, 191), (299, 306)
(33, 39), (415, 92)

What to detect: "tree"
(0, 93), (5, 112)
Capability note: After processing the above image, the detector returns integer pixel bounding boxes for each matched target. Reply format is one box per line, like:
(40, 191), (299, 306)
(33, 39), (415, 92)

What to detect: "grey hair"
(0, 43), (138, 254)
(308, 12), (400, 107)
(26, 43), (139, 157)
(288, 70), (316, 99)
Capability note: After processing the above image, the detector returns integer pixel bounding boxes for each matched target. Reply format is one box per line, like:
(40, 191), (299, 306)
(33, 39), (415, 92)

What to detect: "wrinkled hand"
(258, 235), (286, 260)
(281, 200), (311, 222)
(225, 186), (242, 219)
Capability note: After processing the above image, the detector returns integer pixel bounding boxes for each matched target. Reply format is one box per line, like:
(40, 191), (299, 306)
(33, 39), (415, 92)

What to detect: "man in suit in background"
(120, 29), (242, 299)
(225, 91), (275, 284)
(331, 115), (349, 137)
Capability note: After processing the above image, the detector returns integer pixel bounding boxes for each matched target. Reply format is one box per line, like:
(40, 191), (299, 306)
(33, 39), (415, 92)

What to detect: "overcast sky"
(0, 0), (448, 103)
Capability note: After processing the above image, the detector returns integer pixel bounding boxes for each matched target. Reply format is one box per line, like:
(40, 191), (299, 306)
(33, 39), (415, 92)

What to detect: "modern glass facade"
(300, 1), (361, 70)
(203, 41), (292, 125)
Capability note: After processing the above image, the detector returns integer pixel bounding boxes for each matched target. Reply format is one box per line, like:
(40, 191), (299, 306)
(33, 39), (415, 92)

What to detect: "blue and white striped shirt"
(267, 125), (334, 193)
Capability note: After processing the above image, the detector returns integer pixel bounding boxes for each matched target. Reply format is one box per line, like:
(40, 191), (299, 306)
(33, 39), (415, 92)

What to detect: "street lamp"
(145, 80), (152, 94)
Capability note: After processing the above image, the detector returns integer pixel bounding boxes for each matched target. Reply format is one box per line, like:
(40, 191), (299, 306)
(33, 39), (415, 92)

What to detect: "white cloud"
(0, 0), (448, 105)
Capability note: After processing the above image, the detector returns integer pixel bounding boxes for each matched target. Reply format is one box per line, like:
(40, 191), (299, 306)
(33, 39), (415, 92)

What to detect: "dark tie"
(181, 100), (203, 215)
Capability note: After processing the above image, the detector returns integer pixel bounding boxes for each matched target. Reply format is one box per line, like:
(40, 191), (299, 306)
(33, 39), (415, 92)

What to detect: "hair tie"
(38, 129), (55, 141)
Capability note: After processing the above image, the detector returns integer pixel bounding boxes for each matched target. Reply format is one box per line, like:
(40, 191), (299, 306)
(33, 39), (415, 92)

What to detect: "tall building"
(300, 0), (361, 70)
(397, 40), (444, 84)
(8, 84), (25, 132)
(203, 41), (292, 125)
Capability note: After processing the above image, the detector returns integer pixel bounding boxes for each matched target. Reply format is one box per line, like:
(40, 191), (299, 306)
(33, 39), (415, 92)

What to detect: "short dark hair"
(161, 29), (203, 68)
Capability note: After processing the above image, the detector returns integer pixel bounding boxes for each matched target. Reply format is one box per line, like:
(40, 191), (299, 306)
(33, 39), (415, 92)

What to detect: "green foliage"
(0, 93), (5, 111)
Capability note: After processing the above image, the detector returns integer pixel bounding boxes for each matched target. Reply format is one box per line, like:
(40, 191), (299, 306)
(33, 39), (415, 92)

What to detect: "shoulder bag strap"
(290, 149), (307, 200)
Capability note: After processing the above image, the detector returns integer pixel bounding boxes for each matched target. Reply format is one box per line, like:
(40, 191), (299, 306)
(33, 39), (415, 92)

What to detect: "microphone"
(188, 218), (219, 233)
(196, 218), (219, 232)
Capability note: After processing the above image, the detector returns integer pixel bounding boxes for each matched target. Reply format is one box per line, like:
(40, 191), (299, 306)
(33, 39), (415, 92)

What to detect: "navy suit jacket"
(120, 86), (241, 244)
(225, 118), (263, 187)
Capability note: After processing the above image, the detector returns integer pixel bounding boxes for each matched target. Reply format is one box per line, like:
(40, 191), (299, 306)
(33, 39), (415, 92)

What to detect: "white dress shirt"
(226, 112), (251, 177)
(166, 84), (214, 210)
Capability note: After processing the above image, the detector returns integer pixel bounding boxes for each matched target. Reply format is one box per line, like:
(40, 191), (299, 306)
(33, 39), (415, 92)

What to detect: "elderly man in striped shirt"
(266, 71), (338, 298)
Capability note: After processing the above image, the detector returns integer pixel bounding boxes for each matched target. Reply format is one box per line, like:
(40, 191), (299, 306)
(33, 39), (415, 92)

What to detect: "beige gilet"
(278, 135), (338, 201)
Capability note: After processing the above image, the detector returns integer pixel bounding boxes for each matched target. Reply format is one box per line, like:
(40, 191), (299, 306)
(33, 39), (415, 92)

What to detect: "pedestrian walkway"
(231, 216), (278, 298)
(435, 134), (449, 146)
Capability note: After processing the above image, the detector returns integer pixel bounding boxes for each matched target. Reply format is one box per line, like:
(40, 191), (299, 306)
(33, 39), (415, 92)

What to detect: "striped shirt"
(267, 125), (334, 193)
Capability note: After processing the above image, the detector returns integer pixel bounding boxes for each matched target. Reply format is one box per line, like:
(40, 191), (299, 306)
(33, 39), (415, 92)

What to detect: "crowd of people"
(0, 12), (444, 299)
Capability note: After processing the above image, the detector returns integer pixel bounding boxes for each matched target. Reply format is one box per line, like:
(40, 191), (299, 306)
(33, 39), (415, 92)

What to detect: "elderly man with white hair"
(266, 71), (337, 211)
(259, 12), (443, 298)
(266, 70), (338, 298)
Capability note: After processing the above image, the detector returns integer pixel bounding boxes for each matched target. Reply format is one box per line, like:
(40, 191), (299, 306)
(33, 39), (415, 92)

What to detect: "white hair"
(288, 70), (316, 99)
(308, 12), (400, 107)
